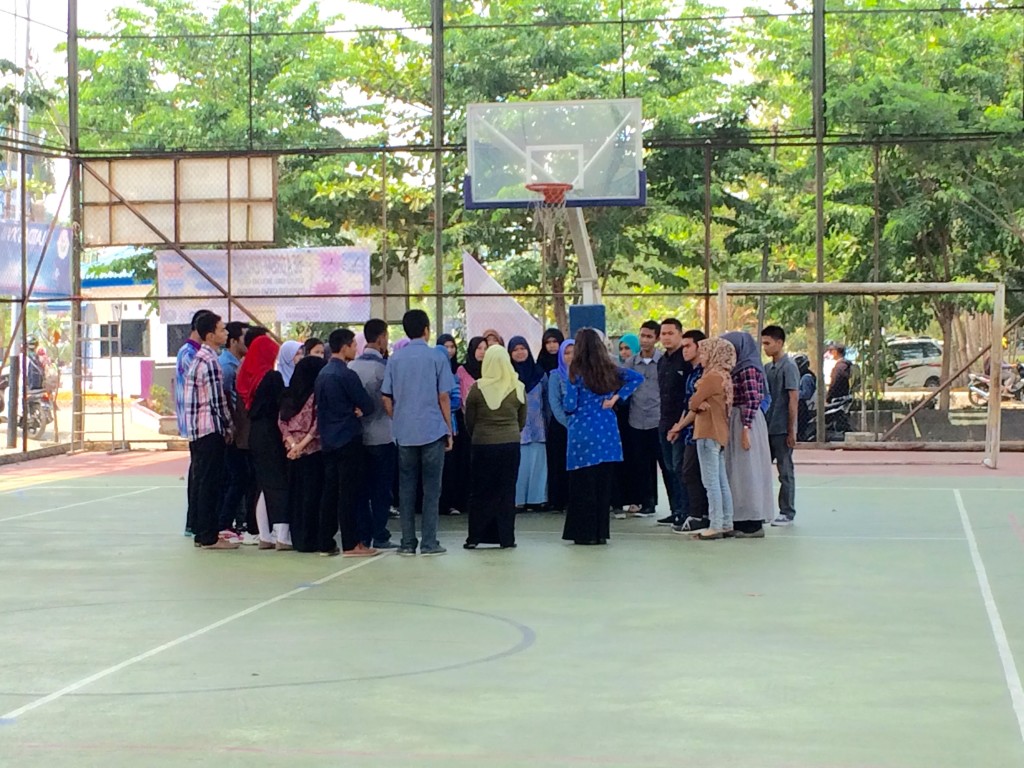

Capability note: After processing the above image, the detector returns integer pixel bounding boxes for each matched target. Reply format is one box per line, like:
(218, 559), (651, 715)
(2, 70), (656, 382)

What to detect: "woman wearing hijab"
(508, 336), (548, 510)
(237, 335), (292, 550)
(562, 329), (644, 545)
(457, 337), (487, 407)
(279, 355), (327, 553)
(437, 340), (468, 516)
(537, 328), (564, 374)
(610, 334), (640, 517)
(545, 338), (574, 513)
(482, 329), (505, 348)
(464, 346), (527, 549)
(721, 331), (775, 537)
(277, 340), (304, 386)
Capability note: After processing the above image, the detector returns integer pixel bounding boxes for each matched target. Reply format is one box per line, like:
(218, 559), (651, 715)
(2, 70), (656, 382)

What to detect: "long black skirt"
(545, 419), (569, 511)
(467, 443), (520, 548)
(562, 463), (613, 545)
(287, 452), (324, 552)
(249, 418), (290, 525)
(440, 410), (471, 514)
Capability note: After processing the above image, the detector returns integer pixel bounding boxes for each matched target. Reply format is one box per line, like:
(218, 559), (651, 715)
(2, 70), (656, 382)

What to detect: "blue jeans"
(659, 431), (688, 521)
(358, 442), (396, 547)
(398, 437), (446, 550)
(696, 438), (733, 531)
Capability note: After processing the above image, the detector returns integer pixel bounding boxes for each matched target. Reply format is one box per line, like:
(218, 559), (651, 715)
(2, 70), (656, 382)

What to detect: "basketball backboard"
(464, 99), (645, 209)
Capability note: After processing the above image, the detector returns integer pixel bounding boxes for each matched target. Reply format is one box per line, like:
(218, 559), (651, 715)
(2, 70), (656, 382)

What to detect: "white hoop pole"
(985, 283), (1005, 469)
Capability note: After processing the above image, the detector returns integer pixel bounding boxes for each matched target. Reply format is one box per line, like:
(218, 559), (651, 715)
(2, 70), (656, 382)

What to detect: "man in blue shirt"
(315, 328), (378, 558)
(381, 310), (455, 557)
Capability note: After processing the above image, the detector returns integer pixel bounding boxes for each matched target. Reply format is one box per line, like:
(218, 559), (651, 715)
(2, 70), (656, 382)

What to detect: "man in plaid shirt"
(184, 312), (237, 550)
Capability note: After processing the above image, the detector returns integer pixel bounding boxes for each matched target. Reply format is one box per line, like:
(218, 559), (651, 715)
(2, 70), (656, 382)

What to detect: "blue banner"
(0, 220), (74, 299)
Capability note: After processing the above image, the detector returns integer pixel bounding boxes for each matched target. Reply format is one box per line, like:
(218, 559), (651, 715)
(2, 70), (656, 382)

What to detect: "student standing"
(722, 331), (775, 538)
(675, 329), (710, 534)
(176, 308), (211, 536)
(668, 337), (736, 540)
(561, 329), (644, 546)
(508, 336), (548, 510)
(622, 321), (664, 518)
(381, 310), (455, 557)
(761, 325), (800, 527)
(184, 313), (237, 550)
(315, 328), (378, 557)
(279, 355), (327, 552)
(277, 340), (303, 386)
(656, 318), (691, 526)
(545, 339), (574, 513)
(464, 346), (527, 549)
(237, 335), (292, 550)
(217, 321), (250, 535)
(348, 319), (398, 550)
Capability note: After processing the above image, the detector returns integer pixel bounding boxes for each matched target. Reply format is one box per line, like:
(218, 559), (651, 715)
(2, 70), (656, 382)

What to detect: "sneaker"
(202, 538), (241, 550)
(656, 515), (676, 526)
(612, 509), (627, 520)
(275, 542), (294, 551)
(183, 528), (194, 537)
(626, 505), (642, 514)
(396, 547), (417, 557)
(343, 544), (380, 558)
(631, 507), (657, 518)
(771, 515), (794, 527)
(319, 547), (341, 557)
(420, 545), (447, 557)
(678, 516), (709, 533)
(389, 507), (401, 519)
(372, 540), (399, 550)
(243, 533), (261, 546)
(219, 529), (242, 542)
(448, 508), (462, 516)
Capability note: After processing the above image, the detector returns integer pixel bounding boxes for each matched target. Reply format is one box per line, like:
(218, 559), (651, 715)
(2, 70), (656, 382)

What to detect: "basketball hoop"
(526, 182), (573, 248)
(525, 182), (573, 206)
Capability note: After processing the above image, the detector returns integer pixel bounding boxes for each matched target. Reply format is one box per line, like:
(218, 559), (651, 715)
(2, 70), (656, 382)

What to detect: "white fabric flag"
(462, 252), (544, 346)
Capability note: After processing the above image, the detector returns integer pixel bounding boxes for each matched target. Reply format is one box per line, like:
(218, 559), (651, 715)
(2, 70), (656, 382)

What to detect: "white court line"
(0, 485), (182, 494)
(954, 489), (1024, 743)
(0, 487), (160, 523)
(514, 530), (964, 541)
(0, 553), (388, 721)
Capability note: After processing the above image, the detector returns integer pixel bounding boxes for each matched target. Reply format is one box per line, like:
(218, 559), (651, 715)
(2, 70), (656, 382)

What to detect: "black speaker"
(569, 304), (606, 337)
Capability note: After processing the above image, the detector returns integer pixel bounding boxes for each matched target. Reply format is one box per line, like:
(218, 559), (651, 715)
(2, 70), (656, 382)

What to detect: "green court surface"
(1, 451), (1023, 767)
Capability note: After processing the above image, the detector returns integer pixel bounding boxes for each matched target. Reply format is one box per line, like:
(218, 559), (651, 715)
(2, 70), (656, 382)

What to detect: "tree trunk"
(935, 301), (955, 411)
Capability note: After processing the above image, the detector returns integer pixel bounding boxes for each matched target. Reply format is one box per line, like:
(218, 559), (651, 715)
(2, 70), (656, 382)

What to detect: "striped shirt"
(184, 344), (232, 441)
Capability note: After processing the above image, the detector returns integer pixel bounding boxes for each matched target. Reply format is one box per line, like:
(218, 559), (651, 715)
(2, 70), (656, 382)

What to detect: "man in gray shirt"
(381, 310), (455, 556)
(348, 318), (397, 550)
(622, 320), (666, 518)
(761, 325), (800, 526)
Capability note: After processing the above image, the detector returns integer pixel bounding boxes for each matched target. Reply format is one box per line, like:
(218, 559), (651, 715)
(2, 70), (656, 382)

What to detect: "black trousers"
(562, 463), (613, 544)
(682, 441), (709, 521)
(185, 443), (198, 532)
(218, 445), (252, 531)
(288, 452), (325, 552)
(319, 441), (365, 552)
(191, 433), (226, 546)
(624, 426), (663, 510)
(467, 443), (519, 547)
(545, 420), (569, 511)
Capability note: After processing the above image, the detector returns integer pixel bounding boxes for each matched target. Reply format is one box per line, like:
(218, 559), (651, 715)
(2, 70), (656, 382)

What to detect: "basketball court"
(1, 450), (1023, 767)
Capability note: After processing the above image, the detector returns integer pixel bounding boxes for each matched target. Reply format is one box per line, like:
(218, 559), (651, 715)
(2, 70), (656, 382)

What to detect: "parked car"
(887, 338), (943, 389)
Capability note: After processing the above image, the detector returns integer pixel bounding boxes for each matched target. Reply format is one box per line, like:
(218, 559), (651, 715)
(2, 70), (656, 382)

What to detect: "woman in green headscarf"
(463, 346), (528, 549)
(611, 333), (640, 517)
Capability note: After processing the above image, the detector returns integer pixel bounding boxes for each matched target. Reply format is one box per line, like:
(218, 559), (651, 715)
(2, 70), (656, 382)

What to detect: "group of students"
(176, 308), (801, 554)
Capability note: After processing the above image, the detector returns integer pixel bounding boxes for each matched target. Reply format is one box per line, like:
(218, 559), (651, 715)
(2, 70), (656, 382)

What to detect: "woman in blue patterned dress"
(561, 329), (644, 545)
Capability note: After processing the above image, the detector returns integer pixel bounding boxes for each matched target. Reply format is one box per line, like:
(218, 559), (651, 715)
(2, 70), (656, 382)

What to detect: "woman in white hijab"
(277, 340), (303, 386)
(463, 346), (527, 549)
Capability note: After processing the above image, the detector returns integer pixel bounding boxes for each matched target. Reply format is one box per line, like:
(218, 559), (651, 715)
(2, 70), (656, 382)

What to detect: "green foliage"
(146, 385), (174, 416)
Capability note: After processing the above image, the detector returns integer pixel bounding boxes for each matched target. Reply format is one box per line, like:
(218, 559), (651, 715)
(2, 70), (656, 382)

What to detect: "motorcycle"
(798, 395), (854, 442)
(19, 389), (53, 440)
(967, 362), (1024, 406)
(0, 371), (7, 416)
